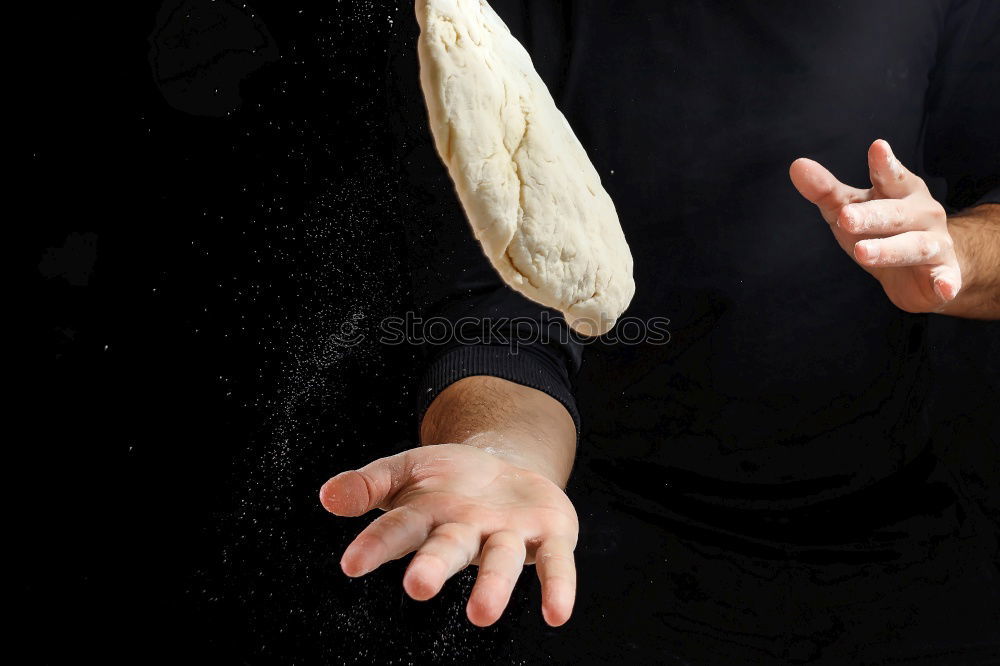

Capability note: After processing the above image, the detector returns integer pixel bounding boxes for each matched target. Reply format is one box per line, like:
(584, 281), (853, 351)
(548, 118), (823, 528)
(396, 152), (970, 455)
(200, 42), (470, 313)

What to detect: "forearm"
(420, 376), (578, 488)
(943, 203), (1000, 319)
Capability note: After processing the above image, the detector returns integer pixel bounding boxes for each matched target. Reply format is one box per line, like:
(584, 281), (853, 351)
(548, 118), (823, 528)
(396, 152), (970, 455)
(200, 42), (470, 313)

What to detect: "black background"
(20, 1), (998, 664)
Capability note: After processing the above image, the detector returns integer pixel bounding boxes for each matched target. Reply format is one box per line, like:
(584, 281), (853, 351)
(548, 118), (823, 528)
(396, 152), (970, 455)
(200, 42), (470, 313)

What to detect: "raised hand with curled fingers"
(790, 139), (962, 314)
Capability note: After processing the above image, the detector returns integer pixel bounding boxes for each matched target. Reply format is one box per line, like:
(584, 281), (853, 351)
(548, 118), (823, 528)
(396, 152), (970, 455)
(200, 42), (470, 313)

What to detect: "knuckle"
(818, 186), (840, 208)
(478, 569), (515, 587)
(354, 469), (379, 504)
(487, 539), (525, 558)
(916, 236), (937, 260)
(538, 551), (574, 567)
(928, 202), (947, 225)
(414, 550), (450, 571)
(432, 526), (468, 550)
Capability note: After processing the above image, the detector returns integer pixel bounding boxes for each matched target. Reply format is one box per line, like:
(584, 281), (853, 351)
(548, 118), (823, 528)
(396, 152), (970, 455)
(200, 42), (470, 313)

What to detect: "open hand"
(790, 139), (961, 313)
(319, 443), (579, 627)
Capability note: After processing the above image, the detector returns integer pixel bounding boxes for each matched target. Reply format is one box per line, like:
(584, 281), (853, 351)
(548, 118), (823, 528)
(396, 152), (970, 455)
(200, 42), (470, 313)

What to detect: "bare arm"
(420, 375), (578, 487)
(944, 203), (1000, 319)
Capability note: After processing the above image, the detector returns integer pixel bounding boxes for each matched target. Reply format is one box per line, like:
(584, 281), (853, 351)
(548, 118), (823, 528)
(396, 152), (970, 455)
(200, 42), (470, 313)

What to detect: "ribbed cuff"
(972, 186), (1000, 207)
(416, 344), (581, 436)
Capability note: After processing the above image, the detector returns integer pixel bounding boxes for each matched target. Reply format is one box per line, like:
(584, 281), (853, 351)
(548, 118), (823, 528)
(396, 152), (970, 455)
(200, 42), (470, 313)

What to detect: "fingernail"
(839, 207), (852, 230)
(933, 280), (946, 302)
(319, 482), (338, 512)
(342, 558), (368, 577)
(933, 278), (956, 302)
(859, 242), (879, 261)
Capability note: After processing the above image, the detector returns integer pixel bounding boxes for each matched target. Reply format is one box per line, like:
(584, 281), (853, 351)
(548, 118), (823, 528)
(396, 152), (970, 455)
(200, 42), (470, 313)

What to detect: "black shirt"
(398, 1), (999, 544)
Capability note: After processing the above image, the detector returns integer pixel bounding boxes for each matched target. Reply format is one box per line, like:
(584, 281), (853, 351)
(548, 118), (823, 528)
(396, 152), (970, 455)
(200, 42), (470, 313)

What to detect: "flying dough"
(415, 0), (635, 336)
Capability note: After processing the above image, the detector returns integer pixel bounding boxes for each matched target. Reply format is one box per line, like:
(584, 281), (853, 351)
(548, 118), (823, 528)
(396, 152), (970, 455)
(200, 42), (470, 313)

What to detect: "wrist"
(458, 430), (568, 487)
(943, 204), (1000, 318)
(420, 376), (577, 488)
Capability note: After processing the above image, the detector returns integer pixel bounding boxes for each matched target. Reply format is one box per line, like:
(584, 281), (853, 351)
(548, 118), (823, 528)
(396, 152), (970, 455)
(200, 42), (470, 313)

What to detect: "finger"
(789, 157), (871, 224)
(403, 522), (481, 601)
(931, 264), (963, 303)
(854, 231), (950, 268)
(467, 531), (527, 627)
(535, 535), (577, 627)
(839, 198), (923, 235)
(868, 139), (925, 199)
(340, 505), (433, 577)
(319, 450), (412, 516)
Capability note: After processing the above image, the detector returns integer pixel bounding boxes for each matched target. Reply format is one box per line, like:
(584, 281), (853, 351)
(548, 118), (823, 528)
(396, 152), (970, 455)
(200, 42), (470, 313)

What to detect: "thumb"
(319, 450), (412, 516)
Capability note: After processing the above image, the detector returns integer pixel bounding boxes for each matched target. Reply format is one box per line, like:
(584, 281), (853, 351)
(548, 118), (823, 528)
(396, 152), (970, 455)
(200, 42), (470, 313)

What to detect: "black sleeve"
(392, 1), (583, 434)
(923, 0), (1000, 211)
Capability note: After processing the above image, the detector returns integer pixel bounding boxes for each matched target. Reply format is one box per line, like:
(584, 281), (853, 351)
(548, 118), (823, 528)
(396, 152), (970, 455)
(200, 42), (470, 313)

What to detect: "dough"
(415, 0), (635, 336)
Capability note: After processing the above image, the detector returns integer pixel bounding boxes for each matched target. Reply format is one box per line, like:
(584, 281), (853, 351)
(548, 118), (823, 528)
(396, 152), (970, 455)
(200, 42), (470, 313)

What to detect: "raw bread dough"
(415, 0), (635, 336)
